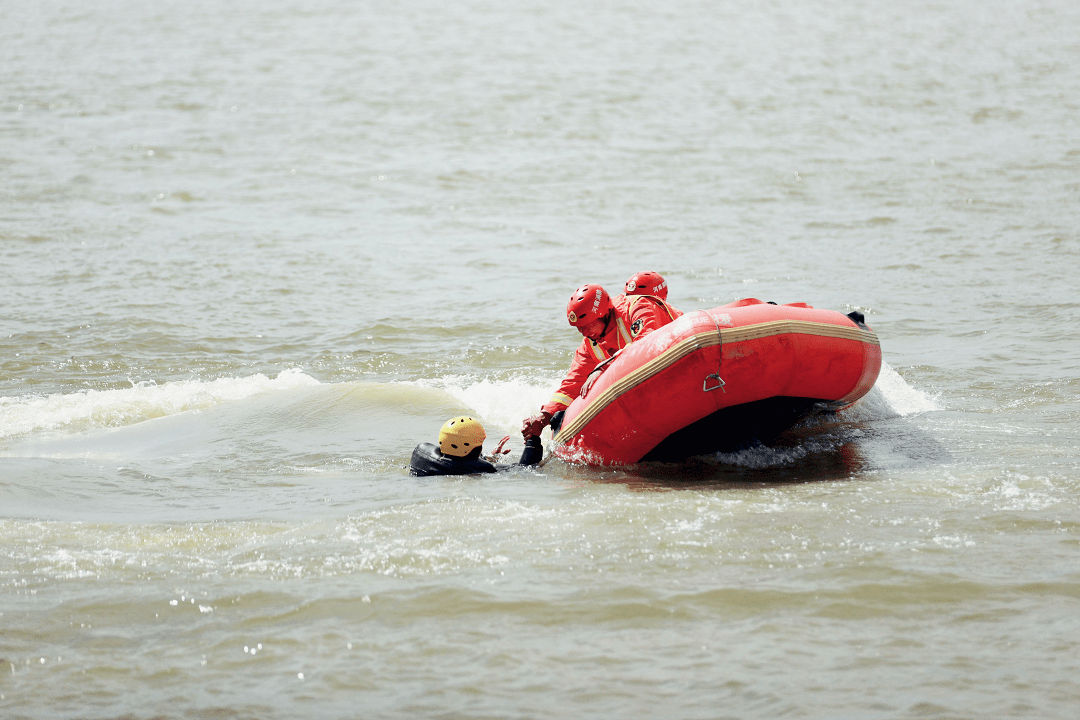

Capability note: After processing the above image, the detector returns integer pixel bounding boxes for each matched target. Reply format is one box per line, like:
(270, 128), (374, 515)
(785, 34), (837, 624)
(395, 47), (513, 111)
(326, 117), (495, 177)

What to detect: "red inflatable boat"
(551, 299), (881, 464)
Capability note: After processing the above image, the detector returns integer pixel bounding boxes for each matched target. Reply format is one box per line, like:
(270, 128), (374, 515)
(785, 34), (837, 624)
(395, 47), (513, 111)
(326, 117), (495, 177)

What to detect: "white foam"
(432, 376), (557, 434)
(710, 442), (818, 469)
(0, 368), (319, 440)
(842, 361), (943, 422)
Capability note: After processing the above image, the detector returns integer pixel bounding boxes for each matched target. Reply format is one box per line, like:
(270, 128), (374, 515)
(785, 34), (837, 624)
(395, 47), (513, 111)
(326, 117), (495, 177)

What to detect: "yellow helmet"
(438, 416), (486, 457)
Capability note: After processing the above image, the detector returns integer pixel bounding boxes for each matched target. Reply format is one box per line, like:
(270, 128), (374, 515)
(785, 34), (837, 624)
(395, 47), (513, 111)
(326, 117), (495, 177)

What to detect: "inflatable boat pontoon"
(551, 299), (881, 464)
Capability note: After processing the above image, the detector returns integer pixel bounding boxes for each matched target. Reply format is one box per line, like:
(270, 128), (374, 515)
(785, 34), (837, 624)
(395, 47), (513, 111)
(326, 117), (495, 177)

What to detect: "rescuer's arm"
(522, 340), (600, 438)
(580, 351), (621, 397)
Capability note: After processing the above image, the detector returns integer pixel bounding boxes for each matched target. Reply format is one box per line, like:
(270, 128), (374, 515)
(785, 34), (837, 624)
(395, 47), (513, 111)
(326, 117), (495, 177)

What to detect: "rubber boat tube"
(552, 299), (881, 465)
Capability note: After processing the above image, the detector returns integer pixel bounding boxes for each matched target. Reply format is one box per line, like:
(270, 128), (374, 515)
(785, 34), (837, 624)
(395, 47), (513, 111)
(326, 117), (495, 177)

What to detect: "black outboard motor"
(846, 310), (868, 328)
(409, 436), (543, 477)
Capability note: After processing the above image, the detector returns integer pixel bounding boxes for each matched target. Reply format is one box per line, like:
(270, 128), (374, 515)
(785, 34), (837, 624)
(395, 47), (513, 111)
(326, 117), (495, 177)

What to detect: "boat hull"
(551, 300), (881, 464)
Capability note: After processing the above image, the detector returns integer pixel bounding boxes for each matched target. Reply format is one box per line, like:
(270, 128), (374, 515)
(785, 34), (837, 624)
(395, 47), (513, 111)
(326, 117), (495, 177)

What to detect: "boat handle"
(701, 311), (726, 393)
(703, 373), (726, 392)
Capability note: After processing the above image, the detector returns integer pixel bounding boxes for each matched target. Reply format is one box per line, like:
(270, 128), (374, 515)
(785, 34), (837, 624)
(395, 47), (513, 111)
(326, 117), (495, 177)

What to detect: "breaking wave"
(0, 368), (319, 440)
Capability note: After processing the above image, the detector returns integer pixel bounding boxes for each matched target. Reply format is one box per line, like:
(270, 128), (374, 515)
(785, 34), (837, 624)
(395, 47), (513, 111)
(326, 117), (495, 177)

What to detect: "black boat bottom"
(640, 396), (829, 462)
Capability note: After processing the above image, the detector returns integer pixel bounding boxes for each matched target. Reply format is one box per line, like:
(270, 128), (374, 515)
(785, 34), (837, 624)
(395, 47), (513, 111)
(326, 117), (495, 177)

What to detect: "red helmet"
(625, 271), (668, 300)
(566, 284), (613, 327)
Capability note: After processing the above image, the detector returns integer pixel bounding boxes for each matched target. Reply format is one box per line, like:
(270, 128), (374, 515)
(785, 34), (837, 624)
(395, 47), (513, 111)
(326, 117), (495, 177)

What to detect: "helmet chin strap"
(599, 309), (615, 340)
(585, 311), (612, 342)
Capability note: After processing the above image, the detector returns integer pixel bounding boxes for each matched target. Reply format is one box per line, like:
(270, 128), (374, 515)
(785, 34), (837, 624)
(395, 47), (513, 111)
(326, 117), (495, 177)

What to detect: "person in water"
(410, 416), (543, 476)
(520, 279), (682, 440)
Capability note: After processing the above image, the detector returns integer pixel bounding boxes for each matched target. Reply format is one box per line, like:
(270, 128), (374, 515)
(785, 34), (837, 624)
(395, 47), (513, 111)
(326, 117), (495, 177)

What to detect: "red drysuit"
(541, 295), (682, 416)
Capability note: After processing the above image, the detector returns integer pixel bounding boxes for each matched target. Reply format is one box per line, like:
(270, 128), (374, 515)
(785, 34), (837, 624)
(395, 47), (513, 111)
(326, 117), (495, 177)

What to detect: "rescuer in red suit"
(521, 281), (682, 439)
(624, 270), (672, 301)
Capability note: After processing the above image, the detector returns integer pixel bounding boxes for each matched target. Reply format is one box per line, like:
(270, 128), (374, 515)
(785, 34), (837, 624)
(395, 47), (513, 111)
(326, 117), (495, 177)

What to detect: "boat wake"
(0, 368), (319, 441)
(707, 361), (943, 469)
(841, 361), (942, 422)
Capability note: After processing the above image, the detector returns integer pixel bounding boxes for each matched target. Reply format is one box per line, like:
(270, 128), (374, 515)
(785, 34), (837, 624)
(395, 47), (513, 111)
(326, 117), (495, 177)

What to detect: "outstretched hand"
(491, 435), (512, 455)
